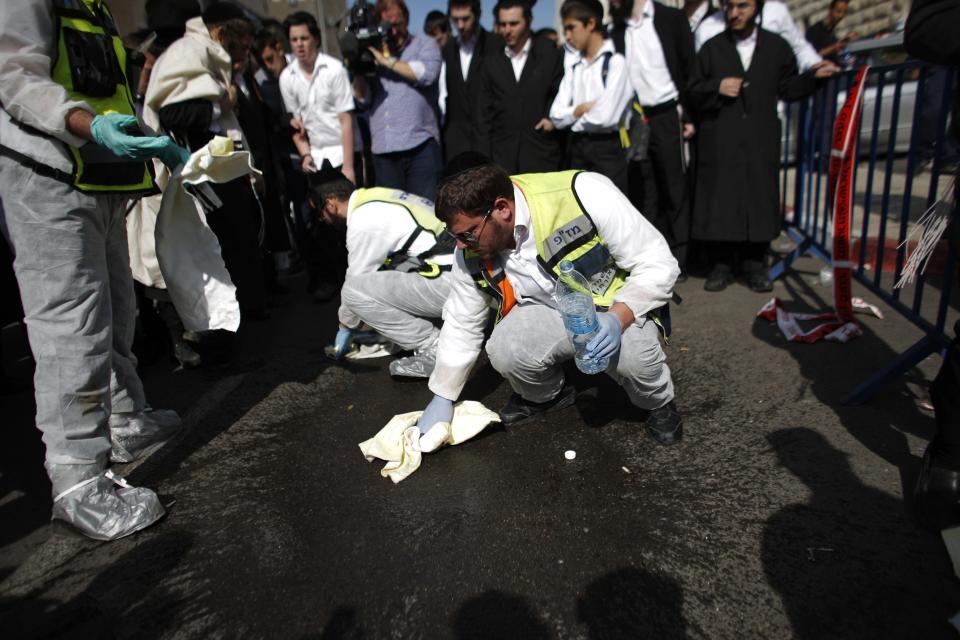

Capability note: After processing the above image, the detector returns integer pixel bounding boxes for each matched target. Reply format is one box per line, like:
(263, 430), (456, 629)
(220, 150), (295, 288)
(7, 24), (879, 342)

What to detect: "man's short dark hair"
(283, 11), (322, 42)
(829, 0), (849, 8)
(254, 30), (283, 57)
(308, 175), (356, 209)
(560, 0), (604, 26)
(376, 0), (411, 24)
(449, 0), (481, 18)
(202, 2), (253, 38)
(424, 10), (451, 35)
(436, 164), (514, 223)
(494, 0), (533, 23)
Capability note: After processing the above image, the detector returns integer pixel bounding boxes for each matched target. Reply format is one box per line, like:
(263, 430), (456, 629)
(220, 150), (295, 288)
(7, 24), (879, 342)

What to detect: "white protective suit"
(0, 0), (177, 539)
(339, 191), (454, 352)
(429, 172), (680, 408)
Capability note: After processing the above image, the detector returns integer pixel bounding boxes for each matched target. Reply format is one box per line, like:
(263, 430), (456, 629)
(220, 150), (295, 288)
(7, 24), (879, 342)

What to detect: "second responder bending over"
(310, 168), (456, 378)
(415, 162), (684, 445)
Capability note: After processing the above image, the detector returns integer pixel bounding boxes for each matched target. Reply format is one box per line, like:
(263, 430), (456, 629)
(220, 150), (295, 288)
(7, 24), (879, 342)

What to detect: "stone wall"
(654, 0), (908, 37)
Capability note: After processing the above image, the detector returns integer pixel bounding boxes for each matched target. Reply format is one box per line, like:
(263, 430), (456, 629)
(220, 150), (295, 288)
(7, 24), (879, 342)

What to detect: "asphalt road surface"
(2, 255), (959, 639)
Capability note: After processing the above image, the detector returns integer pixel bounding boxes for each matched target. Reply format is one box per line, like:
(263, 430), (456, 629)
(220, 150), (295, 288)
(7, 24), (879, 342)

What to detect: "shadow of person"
(753, 269), (935, 501)
(0, 530), (194, 639)
(577, 567), (686, 640)
(300, 605), (366, 640)
(452, 590), (552, 640)
(762, 428), (960, 639)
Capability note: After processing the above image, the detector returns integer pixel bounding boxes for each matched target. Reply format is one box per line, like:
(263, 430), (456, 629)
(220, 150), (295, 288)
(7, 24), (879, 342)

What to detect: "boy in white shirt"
(550, 0), (632, 192)
(279, 12), (356, 183)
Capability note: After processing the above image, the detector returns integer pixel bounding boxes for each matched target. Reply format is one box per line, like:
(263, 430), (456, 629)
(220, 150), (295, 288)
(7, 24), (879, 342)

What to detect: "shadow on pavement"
(452, 590), (552, 639)
(577, 567), (687, 640)
(762, 428), (958, 639)
(0, 530), (194, 639)
(752, 269), (933, 499)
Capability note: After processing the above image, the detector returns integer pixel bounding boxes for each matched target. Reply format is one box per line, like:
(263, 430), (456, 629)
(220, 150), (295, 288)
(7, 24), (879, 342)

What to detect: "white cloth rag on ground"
(359, 401), (501, 483)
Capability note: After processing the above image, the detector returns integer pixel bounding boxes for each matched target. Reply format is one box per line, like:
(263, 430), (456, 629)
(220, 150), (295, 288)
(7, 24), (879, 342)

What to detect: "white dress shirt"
(279, 52), (355, 168)
(505, 37), (532, 81)
(339, 191), (453, 328)
(458, 33), (477, 81)
(735, 27), (759, 71)
(688, 1), (710, 32)
(694, 0), (821, 72)
(624, 0), (680, 107)
(428, 172), (680, 400)
(549, 40), (631, 132)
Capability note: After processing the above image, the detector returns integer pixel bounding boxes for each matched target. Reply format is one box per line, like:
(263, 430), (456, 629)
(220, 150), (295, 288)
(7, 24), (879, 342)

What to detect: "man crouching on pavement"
(310, 168), (456, 377)
(415, 161), (684, 445)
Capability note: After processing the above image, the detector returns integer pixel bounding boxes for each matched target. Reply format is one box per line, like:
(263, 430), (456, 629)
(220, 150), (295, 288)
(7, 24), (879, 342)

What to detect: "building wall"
(586, 0), (909, 37)
(110, 0), (347, 56)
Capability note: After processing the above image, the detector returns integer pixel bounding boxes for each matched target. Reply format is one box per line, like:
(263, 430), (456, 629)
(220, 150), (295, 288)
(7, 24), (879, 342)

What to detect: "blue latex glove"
(90, 114), (172, 160)
(333, 327), (354, 360)
(585, 311), (623, 361)
(417, 394), (454, 434)
(155, 139), (191, 170)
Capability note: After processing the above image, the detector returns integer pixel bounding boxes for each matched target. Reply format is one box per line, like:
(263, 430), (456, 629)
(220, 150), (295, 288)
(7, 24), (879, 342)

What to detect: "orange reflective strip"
(484, 258), (516, 318)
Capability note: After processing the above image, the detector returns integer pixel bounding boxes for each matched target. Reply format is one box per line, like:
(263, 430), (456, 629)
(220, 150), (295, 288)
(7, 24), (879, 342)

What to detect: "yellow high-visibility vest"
(50, 0), (155, 193)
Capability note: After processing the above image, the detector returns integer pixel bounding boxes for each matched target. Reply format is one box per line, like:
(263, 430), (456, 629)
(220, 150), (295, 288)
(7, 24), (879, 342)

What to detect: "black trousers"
(206, 177), (268, 317)
(568, 132), (628, 194)
(931, 321), (960, 467)
(628, 105), (690, 269)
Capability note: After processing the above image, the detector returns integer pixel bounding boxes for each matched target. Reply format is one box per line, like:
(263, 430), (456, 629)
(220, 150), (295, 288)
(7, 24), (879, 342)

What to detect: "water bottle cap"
(559, 260), (573, 274)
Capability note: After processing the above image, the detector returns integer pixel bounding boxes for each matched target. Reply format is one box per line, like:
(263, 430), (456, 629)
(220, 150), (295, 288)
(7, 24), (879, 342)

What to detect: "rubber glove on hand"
(333, 327), (354, 360)
(90, 114), (172, 161)
(585, 311), (623, 361)
(417, 394), (454, 435)
(155, 138), (191, 171)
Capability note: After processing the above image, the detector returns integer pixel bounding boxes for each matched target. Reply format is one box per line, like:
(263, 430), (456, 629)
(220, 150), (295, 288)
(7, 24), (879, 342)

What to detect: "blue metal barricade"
(771, 62), (958, 405)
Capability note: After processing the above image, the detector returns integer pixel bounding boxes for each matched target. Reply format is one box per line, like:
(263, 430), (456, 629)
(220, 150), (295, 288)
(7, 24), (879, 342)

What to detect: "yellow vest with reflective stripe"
(350, 187), (451, 278)
(50, 0), (154, 193)
(465, 171), (628, 317)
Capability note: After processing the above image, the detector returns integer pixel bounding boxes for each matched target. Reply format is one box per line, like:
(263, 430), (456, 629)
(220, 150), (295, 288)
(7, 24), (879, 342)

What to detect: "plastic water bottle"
(554, 260), (608, 374)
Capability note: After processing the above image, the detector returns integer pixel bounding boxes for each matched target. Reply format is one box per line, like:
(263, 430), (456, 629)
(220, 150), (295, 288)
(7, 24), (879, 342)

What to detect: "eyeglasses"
(447, 208), (492, 245)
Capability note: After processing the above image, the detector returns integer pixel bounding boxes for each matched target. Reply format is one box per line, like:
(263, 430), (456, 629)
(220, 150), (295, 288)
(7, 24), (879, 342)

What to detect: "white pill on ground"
(564, 450), (576, 460)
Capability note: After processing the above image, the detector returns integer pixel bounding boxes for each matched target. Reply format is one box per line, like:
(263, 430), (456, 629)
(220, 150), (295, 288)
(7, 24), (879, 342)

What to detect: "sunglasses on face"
(447, 207), (493, 245)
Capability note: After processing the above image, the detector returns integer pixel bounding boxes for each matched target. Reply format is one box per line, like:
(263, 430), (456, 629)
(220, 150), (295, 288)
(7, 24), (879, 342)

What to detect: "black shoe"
(499, 385), (576, 426)
(747, 271), (774, 293)
(914, 445), (960, 531)
(704, 266), (733, 292)
(675, 272), (688, 284)
(645, 401), (683, 446)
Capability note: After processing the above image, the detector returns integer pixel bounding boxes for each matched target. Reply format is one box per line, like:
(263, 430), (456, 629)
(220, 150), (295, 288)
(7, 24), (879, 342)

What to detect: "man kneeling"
(310, 170), (455, 377)
(416, 163), (684, 445)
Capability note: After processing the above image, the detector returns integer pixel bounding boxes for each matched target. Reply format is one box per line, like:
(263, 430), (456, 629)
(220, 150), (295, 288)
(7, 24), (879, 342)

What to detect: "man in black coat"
(609, 0), (697, 275)
(442, 0), (490, 161)
(476, 0), (565, 174)
(904, 0), (960, 530)
(689, 0), (832, 292)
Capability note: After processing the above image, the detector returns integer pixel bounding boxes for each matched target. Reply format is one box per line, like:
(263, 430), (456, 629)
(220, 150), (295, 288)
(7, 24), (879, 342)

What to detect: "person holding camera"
(355, 0), (443, 199)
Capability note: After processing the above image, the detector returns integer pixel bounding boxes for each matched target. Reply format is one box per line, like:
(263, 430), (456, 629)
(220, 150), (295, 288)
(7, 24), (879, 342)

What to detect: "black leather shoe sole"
(645, 402), (683, 446)
(500, 385), (576, 426)
(914, 446), (960, 531)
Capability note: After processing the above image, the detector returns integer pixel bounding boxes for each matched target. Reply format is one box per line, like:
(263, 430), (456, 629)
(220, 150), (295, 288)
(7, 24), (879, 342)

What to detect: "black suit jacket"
(476, 34), (564, 174)
(610, 1), (697, 114)
(442, 29), (490, 162)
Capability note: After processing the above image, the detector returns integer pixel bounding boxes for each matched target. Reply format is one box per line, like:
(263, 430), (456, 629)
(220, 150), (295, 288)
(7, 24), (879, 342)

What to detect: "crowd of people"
(12, 0), (950, 546)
